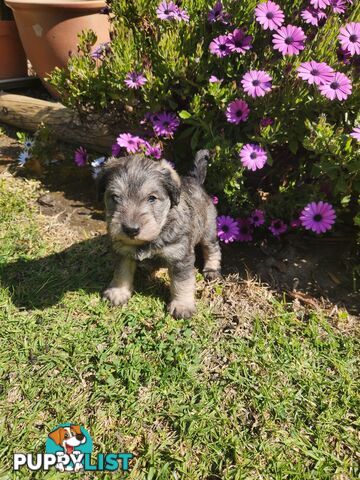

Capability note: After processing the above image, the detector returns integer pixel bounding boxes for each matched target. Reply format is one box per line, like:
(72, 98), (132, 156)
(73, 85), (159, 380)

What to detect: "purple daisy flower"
(255, 1), (285, 31)
(209, 75), (223, 83)
(208, 1), (229, 24)
(212, 195), (219, 205)
(300, 201), (336, 234)
(350, 127), (360, 141)
(235, 218), (253, 242)
(174, 7), (190, 22)
(269, 219), (288, 236)
(156, 1), (178, 20)
(260, 117), (274, 128)
(296, 61), (335, 86)
(250, 209), (265, 227)
(226, 29), (253, 54)
(144, 142), (163, 159)
(217, 215), (240, 244)
(117, 133), (144, 154)
(338, 22), (360, 56)
(330, 0), (348, 13)
(337, 46), (352, 64)
(111, 142), (121, 157)
(272, 25), (306, 56)
(226, 99), (250, 124)
(74, 146), (88, 167)
(241, 70), (272, 97)
(90, 42), (111, 60)
(300, 8), (327, 27)
(319, 72), (352, 100)
(152, 112), (180, 137)
(310, 0), (330, 9)
(209, 35), (231, 57)
(124, 71), (147, 89)
(239, 144), (267, 171)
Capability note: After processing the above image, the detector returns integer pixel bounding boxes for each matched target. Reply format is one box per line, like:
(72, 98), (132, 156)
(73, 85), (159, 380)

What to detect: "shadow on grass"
(0, 235), (170, 310)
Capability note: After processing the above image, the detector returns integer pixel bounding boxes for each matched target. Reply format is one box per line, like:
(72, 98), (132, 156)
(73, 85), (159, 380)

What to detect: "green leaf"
(178, 110), (192, 119)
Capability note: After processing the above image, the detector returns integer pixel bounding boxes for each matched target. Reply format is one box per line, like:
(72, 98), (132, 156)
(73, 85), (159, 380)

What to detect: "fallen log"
(0, 92), (116, 153)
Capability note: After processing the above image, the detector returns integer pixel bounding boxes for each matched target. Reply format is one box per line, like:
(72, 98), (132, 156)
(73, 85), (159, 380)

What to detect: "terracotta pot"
(5, 0), (109, 96)
(0, 20), (27, 79)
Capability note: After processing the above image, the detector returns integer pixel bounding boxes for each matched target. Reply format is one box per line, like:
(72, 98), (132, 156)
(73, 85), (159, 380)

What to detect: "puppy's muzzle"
(122, 223), (140, 238)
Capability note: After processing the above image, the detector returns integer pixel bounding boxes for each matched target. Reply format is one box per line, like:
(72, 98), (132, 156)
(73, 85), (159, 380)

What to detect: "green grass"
(0, 177), (359, 479)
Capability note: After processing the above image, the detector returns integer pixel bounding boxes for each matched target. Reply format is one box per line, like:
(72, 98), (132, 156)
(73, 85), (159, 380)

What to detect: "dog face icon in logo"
(46, 423), (92, 472)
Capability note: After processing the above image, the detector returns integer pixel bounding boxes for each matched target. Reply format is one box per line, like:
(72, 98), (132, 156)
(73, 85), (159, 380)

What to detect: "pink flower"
(151, 112), (180, 137)
(300, 8), (327, 27)
(319, 72), (352, 100)
(300, 201), (336, 234)
(297, 61), (335, 85)
(209, 35), (231, 57)
(241, 70), (272, 97)
(235, 218), (253, 242)
(255, 1), (285, 31)
(212, 195), (219, 205)
(272, 25), (306, 56)
(217, 215), (239, 243)
(117, 133), (144, 153)
(124, 71), (147, 89)
(260, 117), (274, 128)
(74, 146), (87, 167)
(350, 127), (360, 141)
(330, 0), (348, 14)
(225, 99), (250, 124)
(310, 0), (330, 9)
(239, 144), (267, 171)
(269, 219), (287, 236)
(250, 209), (265, 226)
(144, 142), (163, 159)
(226, 29), (253, 54)
(209, 75), (223, 83)
(338, 22), (360, 56)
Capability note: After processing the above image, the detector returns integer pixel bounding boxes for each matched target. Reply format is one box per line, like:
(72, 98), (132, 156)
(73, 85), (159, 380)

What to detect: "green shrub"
(50, 0), (360, 227)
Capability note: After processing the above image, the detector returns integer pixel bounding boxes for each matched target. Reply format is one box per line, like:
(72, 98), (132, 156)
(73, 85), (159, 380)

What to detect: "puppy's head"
(98, 155), (181, 245)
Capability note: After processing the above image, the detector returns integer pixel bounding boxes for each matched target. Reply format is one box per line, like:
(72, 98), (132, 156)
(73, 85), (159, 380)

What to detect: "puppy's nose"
(122, 223), (140, 238)
(76, 434), (84, 441)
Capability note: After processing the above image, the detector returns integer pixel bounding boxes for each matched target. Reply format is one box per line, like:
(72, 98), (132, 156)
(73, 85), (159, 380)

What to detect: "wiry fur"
(99, 153), (221, 319)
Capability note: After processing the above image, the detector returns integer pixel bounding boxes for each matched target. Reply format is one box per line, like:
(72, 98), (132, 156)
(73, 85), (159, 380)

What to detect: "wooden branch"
(0, 92), (116, 153)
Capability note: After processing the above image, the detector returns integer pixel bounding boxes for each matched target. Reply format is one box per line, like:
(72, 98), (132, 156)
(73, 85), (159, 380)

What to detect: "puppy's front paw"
(102, 287), (132, 306)
(167, 300), (196, 319)
(203, 269), (222, 281)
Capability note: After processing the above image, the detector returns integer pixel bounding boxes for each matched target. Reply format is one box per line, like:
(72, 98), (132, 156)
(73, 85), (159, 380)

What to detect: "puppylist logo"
(13, 423), (133, 473)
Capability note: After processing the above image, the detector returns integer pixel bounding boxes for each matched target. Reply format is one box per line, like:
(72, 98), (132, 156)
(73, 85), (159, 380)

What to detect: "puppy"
(98, 151), (221, 319)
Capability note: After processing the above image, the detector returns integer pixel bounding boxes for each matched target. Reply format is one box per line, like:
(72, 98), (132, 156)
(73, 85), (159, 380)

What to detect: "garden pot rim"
(5, 0), (105, 9)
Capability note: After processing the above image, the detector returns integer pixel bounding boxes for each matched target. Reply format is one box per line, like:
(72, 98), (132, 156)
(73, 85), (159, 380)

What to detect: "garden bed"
(1, 122), (358, 316)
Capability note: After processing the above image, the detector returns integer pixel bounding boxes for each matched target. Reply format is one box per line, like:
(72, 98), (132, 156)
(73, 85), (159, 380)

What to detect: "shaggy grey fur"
(98, 153), (221, 319)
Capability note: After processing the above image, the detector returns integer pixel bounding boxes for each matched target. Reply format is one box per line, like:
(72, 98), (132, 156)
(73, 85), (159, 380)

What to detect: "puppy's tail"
(188, 149), (210, 185)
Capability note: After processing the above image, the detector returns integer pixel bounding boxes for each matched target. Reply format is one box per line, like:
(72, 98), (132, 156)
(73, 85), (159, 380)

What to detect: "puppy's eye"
(64, 434), (69, 439)
(111, 194), (120, 203)
(148, 195), (157, 203)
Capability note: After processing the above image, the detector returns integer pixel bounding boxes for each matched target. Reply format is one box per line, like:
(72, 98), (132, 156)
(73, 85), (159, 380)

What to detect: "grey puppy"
(98, 151), (221, 319)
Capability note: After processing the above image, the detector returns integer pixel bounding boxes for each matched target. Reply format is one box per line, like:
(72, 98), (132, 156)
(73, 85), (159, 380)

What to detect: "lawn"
(0, 176), (359, 479)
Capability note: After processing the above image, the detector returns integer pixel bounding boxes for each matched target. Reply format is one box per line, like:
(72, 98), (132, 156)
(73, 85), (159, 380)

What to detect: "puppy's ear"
(95, 157), (119, 202)
(48, 428), (64, 446)
(158, 160), (181, 207)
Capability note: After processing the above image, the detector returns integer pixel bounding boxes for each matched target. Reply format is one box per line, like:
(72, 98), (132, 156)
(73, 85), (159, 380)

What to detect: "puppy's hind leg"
(168, 255), (196, 319)
(201, 228), (222, 281)
(103, 256), (136, 306)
